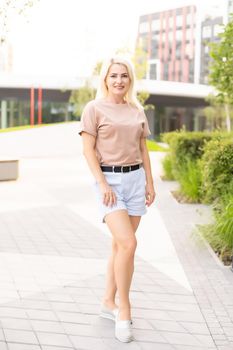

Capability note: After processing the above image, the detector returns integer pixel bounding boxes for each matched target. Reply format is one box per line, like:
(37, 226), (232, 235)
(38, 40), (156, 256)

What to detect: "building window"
(151, 19), (160, 31)
(176, 29), (183, 41)
(204, 45), (209, 54)
(138, 36), (148, 51)
(185, 43), (192, 58)
(176, 15), (183, 27)
(213, 23), (223, 37)
(149, 63), (157, 80)
(139, 21), (149, 34)
(168, 30), (173, 42)
(202, 26), (211, 38)
(186, 28), (191, 40)
(169, 16), (174, 29)
(186, 13), (192, 26)
(164, 62), (169, 80)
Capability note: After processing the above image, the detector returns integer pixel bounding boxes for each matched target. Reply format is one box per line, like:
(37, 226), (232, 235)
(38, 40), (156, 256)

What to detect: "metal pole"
(30, 87), (34, 126)
(38, 87), (42, 124)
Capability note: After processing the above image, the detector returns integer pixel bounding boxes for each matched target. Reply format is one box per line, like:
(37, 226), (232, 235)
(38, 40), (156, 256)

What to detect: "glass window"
(149, 63), (157, 80)
(204, 45), (209, 54)
(176, 29), (183, 41)
(139, 21), (149, 34)
(176, 15), (183, 27)
(151, 19), (160, 31)
(168, 31), (173, 42)
(186, 28), (191, 40)
(202, 26), (211, 38)
(213, 24), (223, 37)
(186, 13), (192, 26)
(169, 16), (174, 29)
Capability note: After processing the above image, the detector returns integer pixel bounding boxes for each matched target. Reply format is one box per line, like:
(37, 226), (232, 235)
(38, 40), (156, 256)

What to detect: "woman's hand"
(145, 182), (156, 207)
(99, 181), (117, 207)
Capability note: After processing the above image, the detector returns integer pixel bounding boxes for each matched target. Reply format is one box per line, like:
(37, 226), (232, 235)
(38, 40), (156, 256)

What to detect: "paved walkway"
(0, 122), (232, 350)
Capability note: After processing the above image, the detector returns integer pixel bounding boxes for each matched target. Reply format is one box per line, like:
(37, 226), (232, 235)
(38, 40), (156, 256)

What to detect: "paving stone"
(36, 332), (73, 347)
(0, 342), (7, 350)
(3, 329), (38, 344)
(161, 331), (213, 347)
(133, 329), (167, 343)
(7, 344), (40, 350)
(0, 318), (32, 331)
(0, 308), (27, 319)
(70, 335), (107, 350)
(102, 337), (142, 349)
(140, 342), (174, 350)
(26, 309), (58, 321)
(31, 320), (65, 333)
(41, 347), (72, 350)
(150, 319), (185, 333)
(56, 311), (89, 324)
(179, 321), (210, 335)
(50, 302), (80, 313)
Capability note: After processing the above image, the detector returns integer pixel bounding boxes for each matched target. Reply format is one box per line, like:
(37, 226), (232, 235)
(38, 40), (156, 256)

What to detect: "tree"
(209, 16), (233, 131)
(0, 0), (39, 44)
(203, 94), (232, 130)
(69, 81), (96, 118)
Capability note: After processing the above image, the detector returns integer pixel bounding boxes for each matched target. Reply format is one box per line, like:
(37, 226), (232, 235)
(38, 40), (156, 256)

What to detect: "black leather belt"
(100, 163), (142, 173)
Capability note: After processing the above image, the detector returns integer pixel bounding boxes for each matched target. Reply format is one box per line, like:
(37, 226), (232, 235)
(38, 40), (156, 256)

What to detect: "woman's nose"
(116, 75), (122, 82)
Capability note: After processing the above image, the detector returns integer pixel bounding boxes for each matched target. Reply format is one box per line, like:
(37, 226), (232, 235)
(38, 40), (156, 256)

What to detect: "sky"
(4, 0), (228, 77)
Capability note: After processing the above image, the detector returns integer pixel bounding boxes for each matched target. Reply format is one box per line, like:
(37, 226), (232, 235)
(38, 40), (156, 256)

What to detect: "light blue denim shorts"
(94, 166), (147, 223)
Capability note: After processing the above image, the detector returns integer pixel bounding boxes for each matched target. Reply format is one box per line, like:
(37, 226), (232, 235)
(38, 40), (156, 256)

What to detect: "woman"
(78, 57), (155, 342)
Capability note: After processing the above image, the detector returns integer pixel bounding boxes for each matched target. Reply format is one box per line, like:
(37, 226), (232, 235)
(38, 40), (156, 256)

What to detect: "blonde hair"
(95, 56), (143, 110)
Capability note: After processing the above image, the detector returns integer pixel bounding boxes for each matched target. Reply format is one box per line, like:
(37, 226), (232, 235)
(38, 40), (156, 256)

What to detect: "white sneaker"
(100, 304), (118, 321)
(115, 311), (134, 343)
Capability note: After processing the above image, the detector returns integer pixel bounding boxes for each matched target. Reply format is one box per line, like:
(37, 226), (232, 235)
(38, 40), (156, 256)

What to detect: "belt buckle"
(129, 166), (132, 172)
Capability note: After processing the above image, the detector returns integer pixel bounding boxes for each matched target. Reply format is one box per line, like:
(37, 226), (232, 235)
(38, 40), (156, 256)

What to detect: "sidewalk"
(0, 122), (232, 350)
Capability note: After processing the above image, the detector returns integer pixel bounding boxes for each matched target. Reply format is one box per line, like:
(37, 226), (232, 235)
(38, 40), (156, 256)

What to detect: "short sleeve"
(78, 101), (97, 137)
(141, 110), (151, 138)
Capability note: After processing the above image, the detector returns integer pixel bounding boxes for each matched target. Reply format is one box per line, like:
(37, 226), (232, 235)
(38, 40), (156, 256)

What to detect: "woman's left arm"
(140, 138), (156, 206)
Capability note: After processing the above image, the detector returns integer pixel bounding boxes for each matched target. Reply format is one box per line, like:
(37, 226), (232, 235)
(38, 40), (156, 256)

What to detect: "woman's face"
(105, 63), (131, 99)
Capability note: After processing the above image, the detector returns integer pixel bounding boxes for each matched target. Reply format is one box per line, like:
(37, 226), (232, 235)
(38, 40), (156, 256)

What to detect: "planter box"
(0, 158), (19, 181)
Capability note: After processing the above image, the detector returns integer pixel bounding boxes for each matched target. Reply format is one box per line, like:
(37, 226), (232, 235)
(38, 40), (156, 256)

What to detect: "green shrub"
(200, 188), (233, 264)
(162, 153), (174, 180)
(200, 139), (233, 202)
(177, 158), (202, 202)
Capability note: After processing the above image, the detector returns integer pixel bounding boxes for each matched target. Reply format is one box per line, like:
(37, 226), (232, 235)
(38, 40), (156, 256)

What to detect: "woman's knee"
(112, 239), (118, 253)
(118, 237), (137, 256)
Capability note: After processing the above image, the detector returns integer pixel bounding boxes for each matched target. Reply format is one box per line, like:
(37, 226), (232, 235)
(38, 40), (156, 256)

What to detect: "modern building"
(137, 5), (196, 83)
(200, 16), (223, 84)
(228, 0), (233, 20)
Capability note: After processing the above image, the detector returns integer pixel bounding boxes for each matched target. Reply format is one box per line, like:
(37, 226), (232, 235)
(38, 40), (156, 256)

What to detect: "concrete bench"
(0, 157), (19, 181)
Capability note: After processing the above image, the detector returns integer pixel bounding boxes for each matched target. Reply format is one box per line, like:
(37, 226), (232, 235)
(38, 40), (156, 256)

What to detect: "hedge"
(201, 138), (233, 203)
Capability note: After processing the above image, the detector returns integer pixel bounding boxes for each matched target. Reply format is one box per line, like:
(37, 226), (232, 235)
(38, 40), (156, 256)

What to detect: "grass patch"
(146, 139), (167, 152)
(0, 121), (77, 133)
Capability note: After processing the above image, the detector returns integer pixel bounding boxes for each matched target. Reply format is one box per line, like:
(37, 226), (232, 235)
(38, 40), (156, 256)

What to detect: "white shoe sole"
(115, 335), (134, 343)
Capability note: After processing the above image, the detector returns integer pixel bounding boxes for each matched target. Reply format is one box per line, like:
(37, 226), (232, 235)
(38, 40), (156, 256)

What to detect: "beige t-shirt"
(78, 98), (151, 166)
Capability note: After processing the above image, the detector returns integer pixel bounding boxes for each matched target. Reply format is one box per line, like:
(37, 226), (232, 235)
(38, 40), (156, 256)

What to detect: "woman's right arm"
(81, 132), (117, 207)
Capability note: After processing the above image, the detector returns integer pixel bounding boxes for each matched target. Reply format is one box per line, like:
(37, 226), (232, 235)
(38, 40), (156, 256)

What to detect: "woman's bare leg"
(105, 210), (139, 320)
(103, 215), (141, 310)
(102, 238), (118, 309)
